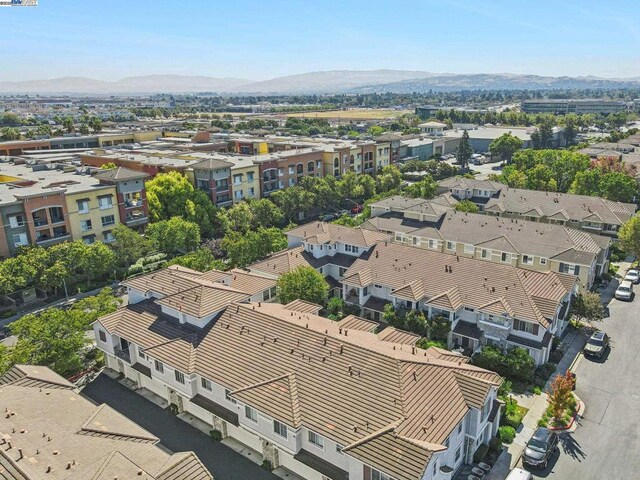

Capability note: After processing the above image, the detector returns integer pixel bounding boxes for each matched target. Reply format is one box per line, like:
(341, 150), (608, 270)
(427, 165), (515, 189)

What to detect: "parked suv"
(584, 331), (609, 359)
(523, 427), (558, 469)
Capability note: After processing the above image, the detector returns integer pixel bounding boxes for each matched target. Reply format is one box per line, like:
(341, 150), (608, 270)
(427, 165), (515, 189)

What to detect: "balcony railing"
(479, 316), (512, 329)
(33, 218), (48, 227)
(114, 346), (131, 363)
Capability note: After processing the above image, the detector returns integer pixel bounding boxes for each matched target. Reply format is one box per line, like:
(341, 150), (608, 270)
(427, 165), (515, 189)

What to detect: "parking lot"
(528, 291), (640, 479)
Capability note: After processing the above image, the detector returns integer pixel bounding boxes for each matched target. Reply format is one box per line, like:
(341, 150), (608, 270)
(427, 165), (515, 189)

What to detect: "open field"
(284, 108), (412, 120)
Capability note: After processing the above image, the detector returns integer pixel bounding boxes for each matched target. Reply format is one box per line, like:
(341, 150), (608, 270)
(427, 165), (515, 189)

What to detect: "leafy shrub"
(498, 379), (512, 398)
(498, 426), (516, 444)
(473, 444), (490, 463)
(538, 417), (548, 427)
(261, 460), (274, 471)
(537, 362), (557, 379)
(502, 398), (524, 429)
(472, 346), (535, 383)
(168, 404), (179, 415)
(209, 429), (222, 441)
(533, 386), (542, 395)
(141, 253), (167, 265)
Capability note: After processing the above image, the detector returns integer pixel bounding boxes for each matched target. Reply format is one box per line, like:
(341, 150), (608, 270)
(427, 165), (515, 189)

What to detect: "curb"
(548, 397), (585, 432)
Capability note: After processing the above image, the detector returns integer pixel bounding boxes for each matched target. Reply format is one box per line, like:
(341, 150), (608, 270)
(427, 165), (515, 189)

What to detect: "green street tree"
(456, 130), (473, 171)
(276, 266), (328, 305)
(146, 217), (201, 254)
(489, 132), (523, 164)
(221, 227), (287, 268)
(570, 292), (604, 325)
(89, 116), (103, 133)
(375, 165), (403, 193)
(111, 224), (152, 268)
(618, 215), (640, 260)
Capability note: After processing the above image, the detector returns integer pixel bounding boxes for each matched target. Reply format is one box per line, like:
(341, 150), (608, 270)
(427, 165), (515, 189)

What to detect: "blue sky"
(1, 0), (639, 81)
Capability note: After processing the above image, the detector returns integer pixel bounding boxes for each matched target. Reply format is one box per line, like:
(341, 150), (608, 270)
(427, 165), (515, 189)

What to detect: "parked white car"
(615, 280), (634, 301)
(624, 269), (640, 284)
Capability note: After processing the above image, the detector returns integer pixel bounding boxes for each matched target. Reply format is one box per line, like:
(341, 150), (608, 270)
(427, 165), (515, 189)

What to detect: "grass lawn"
(285, 108), (412, 120)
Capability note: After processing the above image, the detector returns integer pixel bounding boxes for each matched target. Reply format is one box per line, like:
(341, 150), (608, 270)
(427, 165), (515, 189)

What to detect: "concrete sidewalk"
(600, 255), (634, 305)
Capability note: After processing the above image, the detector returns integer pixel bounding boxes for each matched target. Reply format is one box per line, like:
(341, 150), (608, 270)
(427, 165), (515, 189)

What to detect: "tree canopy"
(489, 132), (523, 164)
(146, 217), (201, 254)
(618, 215), (640, 260)
(276, 266), (328, 305)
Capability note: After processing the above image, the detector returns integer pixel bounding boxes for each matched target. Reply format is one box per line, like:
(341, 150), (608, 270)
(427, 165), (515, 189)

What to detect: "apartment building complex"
(364, 196), (611, 289)
(0, 364), (213, 479)
(94, 265), (503, 480)
(0, 161), (149, 257)
(439, 178), (636, 236)
(521, 99), (627, 115)
(340, 241), (576, 366)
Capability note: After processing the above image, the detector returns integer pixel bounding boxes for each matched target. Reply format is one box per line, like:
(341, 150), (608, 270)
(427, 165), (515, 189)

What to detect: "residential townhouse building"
(340, 241), (577, 366)
(94, 266), (503, 480)
(0, 364), (213, 480)
(0, 161), (136, 256)
(438, 178), (636, 236)
(364, 197), (611, 289)
(248, 223), (391, 297)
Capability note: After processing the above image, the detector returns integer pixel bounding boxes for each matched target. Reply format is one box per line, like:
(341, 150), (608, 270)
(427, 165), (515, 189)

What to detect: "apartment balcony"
(478, 316), (512, 330)
(33, 218), (48, 228)
(125, 214), (148, 227)
(345, 294), (360, 305)
(114, 346), (131, 363)
(124, 199), (144, 208)
(36, 233), (71, 246)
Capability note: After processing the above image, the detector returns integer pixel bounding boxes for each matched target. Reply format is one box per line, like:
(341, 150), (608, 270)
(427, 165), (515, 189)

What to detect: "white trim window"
(174, 370), (185, 384)
(201, 377), (212, 391)
(225, 389), (237, 404)
(154, 360), (164, 374)
(446, 241), (456, 251)
(245, 405), (258, 423)
(273, 420), (288, 438)
(522, 254), (534, 265)
(540, 257), (548, 265)
(308, 430), (324, 450)
(464, 244), (475, 254)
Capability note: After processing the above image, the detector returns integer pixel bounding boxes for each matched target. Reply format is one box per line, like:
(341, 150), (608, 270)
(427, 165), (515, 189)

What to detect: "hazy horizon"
(1, 0), (639, 82)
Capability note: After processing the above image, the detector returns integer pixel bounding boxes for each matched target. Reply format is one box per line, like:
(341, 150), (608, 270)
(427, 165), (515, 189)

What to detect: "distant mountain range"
(1, 70), (640, 94)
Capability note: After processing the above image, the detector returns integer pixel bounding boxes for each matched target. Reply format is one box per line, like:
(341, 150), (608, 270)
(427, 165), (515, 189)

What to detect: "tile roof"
(284, 299), (323, 315)
(99, 301), (501, 479)
(0, 368), (212, 480)
(189, 158), (234, 170)
(286, 222), (390, 247)
(343, 242), (574, 327)
(0, 365), (75, 390)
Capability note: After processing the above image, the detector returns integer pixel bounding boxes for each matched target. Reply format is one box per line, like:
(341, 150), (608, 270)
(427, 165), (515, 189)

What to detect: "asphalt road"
(527, 294), (640, 479)
(82, 374), (278, 480)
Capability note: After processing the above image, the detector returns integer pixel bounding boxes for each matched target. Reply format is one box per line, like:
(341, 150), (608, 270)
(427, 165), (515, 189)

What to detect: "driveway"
(82, 374), (278, 480)
(526, 294), (640, 479)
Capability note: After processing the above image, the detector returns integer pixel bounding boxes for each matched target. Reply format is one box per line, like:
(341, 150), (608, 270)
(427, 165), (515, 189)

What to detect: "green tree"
(404, 175), (437, 199)
(78, 124), (90, 135)
(569, 168), (601, 196)
(456, 130), (473, 171)
(454, 200), (480, 213)
(221, 227), (286, 268)
(62, 116), (75, 133)
(525, 164), (557, 191)
(111, 224), (152, 268)
(489, 133), (523, 164)
(167, 248), (226, 272)
(270, 186), (316, 222)
(326, 297), (346, 320)
(375, 165), (403, 193)
(89, 116), (103, 133)
(367, 125), (385, 136)
(0, 127), (20, 141)
(145, 171), (221, 238)
(100, 162), (117, 170)
(619, 215), (640, 260)
(276, 266), (328, 305)
(570, 292), (604, 324)
(598, 172), (637, 202)
(10, 288), (119, 376)
(146, 217), (201, 254)
(562, 113), (578, 146)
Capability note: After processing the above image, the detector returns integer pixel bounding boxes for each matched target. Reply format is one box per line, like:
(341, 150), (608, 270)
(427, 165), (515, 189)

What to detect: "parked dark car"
(523, 427), (558, 469)
(583, 331), (609, 359)
(320, 213), (338, 222)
